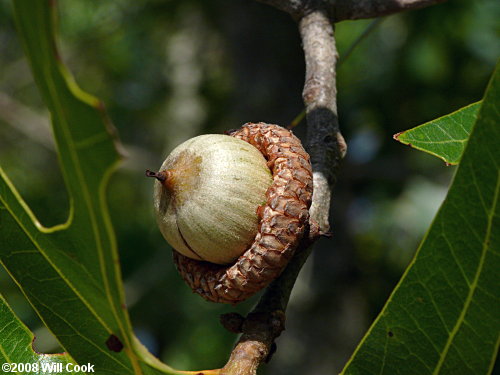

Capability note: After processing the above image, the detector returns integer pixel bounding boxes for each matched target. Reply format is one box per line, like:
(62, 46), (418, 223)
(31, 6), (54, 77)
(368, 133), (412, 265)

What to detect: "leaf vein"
(432, 170), (500, 374)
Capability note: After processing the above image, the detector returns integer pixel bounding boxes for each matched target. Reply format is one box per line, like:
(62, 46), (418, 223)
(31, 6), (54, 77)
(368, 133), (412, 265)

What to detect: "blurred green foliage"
(0, 0), (498, 373)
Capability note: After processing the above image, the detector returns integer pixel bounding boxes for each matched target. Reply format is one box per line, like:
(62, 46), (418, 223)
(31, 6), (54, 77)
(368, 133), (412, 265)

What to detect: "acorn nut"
(147, 122), (314, 304)
(148, 134), (273, 265)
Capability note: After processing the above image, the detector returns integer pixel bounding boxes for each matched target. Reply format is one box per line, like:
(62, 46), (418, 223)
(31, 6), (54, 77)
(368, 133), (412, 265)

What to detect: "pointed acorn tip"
(145, 170), (166, 182)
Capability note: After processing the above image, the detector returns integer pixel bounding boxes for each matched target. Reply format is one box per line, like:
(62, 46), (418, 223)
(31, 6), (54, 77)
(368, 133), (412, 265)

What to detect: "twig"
(288, 17), (383, 130)
(332, 0), (447, 21)
(256, 0), (446, 21)
(300, 8), (345, 233)
(220, 0), (445, 374)
(220, 228), (320, 375)
(221, 6), (339, 375)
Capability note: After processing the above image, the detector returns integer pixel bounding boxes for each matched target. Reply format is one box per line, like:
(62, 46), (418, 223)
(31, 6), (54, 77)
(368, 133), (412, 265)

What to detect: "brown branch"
(221, 6), (339, 375)
(220, 0), (444, 373)
(332, 0), (447, 21)
(300, 9), (345, 232)
(254, 0), (304, 19)
(220, 228), (320, 375)
(256, 0), (446, 21)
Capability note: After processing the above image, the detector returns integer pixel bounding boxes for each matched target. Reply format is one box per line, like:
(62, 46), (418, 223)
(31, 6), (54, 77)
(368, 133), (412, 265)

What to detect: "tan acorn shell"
(153, 134), (272, 265)
(173, 122), (313, 304)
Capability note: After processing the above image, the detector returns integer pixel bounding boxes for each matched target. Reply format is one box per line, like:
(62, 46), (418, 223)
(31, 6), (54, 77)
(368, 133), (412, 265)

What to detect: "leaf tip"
(393, 132), (409, 145)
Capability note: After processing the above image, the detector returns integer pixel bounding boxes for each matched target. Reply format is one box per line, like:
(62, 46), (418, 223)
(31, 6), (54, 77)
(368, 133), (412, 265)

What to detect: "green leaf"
(341, 64), (500, 374)
(0, 2), (192, 374)
(0, 294), (74, 375)
(394, 102), (480, 165)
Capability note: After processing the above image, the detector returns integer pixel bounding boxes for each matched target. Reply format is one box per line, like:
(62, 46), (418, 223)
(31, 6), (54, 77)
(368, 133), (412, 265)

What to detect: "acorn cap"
(173, 122), (313, 304)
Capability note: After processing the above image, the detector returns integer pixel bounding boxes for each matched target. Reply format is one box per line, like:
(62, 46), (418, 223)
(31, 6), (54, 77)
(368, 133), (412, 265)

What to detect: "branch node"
(220, 312), (245, 334)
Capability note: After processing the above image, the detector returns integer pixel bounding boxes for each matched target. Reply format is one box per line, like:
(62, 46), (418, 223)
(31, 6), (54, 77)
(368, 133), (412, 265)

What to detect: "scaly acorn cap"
(172, 122), (314, 304)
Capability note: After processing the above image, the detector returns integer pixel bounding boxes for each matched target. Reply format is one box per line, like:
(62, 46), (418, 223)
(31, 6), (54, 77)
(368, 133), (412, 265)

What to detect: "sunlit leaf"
(342, 64), (500, 374)
(0, 294), (73, 375)
(0, 2), (197, 374)
(394, 102), (480, 165)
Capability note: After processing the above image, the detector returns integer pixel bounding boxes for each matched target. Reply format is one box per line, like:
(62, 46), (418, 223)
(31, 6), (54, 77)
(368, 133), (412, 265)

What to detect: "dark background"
(0, 0), (498, 373)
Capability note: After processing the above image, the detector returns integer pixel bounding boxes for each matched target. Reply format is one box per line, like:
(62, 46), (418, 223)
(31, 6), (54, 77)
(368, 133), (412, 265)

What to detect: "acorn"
(148, 134), (273, 265)
(147, 122), (314, 304)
